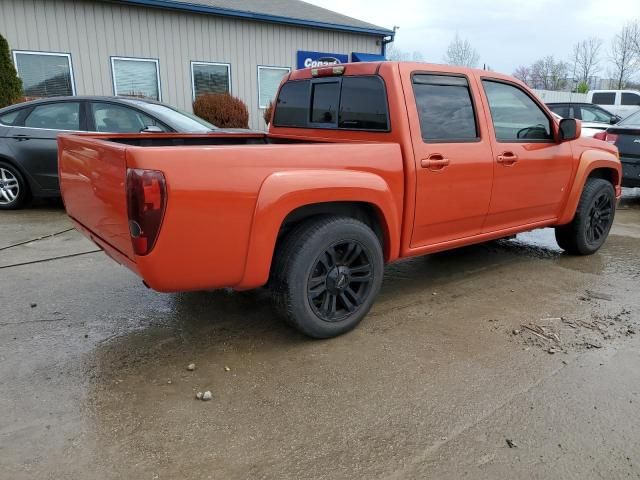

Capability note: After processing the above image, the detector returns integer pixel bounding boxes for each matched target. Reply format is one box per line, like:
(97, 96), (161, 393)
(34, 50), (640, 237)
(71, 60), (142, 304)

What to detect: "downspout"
(381, 25), (399, 58)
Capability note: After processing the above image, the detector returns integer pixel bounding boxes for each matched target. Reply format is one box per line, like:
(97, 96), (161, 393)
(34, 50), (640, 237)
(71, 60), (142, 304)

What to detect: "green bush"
(193, 93), (249, 129)
(576, 81), (589, 94)
(0, 34), (23, 108)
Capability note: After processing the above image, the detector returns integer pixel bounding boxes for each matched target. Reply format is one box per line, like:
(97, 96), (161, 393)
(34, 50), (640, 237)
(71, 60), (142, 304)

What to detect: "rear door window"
(412, 74), (478, 142)
(24, 102), (81, 131)
(0, 109), (24, 126)
(591, 92), (616, 105)
(621, 92), (640, 106)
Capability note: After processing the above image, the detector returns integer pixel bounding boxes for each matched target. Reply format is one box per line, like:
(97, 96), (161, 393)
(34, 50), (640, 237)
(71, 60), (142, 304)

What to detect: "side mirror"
(140, 125), (163, 133)
(609, 116), (618, 125)
(559, 118), (580, 141)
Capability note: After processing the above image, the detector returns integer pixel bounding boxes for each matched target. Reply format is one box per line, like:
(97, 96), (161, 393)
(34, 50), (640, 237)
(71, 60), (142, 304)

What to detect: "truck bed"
(58, 132), (404, 292)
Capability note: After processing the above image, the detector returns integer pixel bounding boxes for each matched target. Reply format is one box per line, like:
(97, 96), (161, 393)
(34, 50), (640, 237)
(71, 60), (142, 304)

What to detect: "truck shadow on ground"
(84, 230), (603, 382)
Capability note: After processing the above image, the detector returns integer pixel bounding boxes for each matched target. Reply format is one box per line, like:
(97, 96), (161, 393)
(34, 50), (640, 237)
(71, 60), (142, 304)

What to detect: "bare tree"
(411, 51), (424, 62)
(610, 22), (640, 89)
(513, 65), (532, 86)
(530, 56), (569, 90)
(570, 37), (603, 85)
(630, 20), (640, 56)
(385, 44), (406, 61)
(386, 44), (424, 62)
(443, 34), (479, 68)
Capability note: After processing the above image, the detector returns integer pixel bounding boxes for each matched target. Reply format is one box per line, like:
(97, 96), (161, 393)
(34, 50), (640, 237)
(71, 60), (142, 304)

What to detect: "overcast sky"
(306, 0), (640, 76)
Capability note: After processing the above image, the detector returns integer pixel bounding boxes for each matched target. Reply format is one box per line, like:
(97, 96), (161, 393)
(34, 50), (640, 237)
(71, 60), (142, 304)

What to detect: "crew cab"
(58, 62), (622, 338)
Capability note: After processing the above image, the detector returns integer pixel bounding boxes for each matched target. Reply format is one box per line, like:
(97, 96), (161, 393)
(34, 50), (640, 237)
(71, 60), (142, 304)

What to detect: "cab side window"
(482, 80), (552, 142)
(412, 74), (478, 142)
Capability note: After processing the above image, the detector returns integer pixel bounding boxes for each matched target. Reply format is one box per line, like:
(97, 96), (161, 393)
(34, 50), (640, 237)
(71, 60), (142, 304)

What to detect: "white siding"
(0, 0), (382, 129)
(532, 89), (589, 103)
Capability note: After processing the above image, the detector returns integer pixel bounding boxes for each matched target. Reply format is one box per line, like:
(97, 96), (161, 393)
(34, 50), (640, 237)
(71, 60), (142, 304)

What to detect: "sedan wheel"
(0, 163), (27, 209)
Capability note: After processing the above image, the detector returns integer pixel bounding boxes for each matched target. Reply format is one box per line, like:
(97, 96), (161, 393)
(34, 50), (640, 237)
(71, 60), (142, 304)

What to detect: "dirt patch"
(509, 303), (635, 355)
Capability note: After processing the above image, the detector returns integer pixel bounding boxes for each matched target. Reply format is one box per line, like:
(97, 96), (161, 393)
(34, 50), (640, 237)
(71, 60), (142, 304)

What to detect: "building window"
(111, 57), (161, 101)
(191, 62), (231, 99)
(258, 66), (291, 108)
(13, 51), (75, 97)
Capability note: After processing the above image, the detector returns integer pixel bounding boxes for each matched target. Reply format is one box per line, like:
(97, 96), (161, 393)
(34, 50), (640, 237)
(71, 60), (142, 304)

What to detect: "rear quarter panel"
(127, 143), (404, 292)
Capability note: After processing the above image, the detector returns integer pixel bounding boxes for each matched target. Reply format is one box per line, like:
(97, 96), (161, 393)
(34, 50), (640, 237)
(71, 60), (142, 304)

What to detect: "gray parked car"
(0, 96), (218, 209)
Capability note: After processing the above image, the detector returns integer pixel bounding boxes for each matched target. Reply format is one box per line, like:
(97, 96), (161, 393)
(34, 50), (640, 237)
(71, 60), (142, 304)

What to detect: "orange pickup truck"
(59, 62), (621, 338)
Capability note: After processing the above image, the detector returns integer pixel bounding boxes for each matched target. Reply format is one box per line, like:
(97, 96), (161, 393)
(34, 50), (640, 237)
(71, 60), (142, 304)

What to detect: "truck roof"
(287, 61), (518, 84)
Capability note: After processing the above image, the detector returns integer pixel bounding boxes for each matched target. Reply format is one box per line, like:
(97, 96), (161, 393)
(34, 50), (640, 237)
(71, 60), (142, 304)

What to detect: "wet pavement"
(1, 191), (640, 479)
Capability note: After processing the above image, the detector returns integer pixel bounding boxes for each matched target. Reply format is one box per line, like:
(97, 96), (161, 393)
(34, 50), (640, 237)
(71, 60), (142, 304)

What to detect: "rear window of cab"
(273, 76), (390, 131)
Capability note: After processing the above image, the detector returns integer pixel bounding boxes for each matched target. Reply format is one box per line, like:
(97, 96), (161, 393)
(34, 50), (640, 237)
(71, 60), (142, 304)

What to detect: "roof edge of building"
(112, 0), (395, 37)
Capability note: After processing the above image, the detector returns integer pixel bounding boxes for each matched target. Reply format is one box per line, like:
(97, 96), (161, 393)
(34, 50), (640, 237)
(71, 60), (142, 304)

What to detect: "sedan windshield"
(619, 110), (640, 127)
(133, 102), (217, 132)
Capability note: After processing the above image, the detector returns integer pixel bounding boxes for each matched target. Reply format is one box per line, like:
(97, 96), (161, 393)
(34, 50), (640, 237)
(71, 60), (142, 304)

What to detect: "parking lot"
(2, 191), (640, 479)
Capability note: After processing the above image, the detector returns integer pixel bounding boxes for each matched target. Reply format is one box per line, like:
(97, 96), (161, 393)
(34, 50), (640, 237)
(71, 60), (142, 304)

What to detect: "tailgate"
(58, 134), (134, 259)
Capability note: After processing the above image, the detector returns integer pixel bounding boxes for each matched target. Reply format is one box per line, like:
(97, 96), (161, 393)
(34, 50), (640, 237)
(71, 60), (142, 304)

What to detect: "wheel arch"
(235, 169), (402, 290)
(557, 150), (621, 225)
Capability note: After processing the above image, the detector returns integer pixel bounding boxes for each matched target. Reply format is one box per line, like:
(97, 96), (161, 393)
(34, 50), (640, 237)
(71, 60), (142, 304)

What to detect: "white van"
(587, 90), (640, 119)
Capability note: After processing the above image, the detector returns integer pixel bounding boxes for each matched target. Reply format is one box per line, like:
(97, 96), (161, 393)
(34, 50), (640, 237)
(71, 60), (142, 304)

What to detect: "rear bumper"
(621, 156), (640, 188)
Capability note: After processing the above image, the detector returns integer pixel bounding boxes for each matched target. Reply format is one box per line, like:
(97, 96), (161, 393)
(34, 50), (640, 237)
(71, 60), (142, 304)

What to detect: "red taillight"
(126, 168), (167, 256)
(593, 131), (618, 144)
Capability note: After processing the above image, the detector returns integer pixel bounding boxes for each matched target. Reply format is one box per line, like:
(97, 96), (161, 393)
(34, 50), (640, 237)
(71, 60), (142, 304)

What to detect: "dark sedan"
(0, 96), (217, 209)
(594, 110), (640, 188)
(546, 102), (621, 125)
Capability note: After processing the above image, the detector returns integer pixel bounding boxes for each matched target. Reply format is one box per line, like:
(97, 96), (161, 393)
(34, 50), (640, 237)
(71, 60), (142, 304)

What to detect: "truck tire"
(271, 216), (384, 338)
(554, 178), (616, 255)
(0, 161), (28, 210)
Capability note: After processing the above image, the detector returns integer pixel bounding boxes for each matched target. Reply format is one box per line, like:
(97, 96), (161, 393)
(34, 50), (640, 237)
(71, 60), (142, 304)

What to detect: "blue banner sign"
(297, 50), (349, 69)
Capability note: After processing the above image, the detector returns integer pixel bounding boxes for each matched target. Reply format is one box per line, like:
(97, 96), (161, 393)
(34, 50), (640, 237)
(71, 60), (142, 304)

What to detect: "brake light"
(593, 131), (618, 144)
(311, 65), (345, 77)
(126, 168), (167, 256)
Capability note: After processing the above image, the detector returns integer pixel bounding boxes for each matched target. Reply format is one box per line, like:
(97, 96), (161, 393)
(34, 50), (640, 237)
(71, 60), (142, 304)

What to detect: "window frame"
(480, 77), (556, 144)
(110, 56), (162, 101)
(257, 65), (291, 109)
(410, 71), (481, 144)
(272, 75), (391, 132)
(12, 50), (77, 97)
(190, 61), (232, 101)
